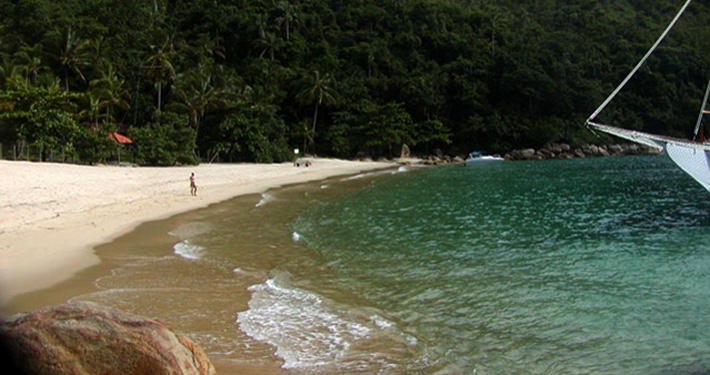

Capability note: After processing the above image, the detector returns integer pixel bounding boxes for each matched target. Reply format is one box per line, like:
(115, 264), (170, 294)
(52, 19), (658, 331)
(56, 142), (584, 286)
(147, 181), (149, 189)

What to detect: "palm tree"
(88, 36), (108, 72)
(296, 70), (336, 152)
(0, 58), (17, 90)
(51, 28), (91, 91)
(13, 44), (44, 86)
(244, 84), (278, 117)
(144, 38), (177, 111)
(79, 91), (108, 131)
(258, 31), (281, 61)
(191, 33), (225, 61)
(275, 1), (298, 41)
(90, 63), (130, 123)
(352, 42), (388, 78)
(169, 63), (234, 137)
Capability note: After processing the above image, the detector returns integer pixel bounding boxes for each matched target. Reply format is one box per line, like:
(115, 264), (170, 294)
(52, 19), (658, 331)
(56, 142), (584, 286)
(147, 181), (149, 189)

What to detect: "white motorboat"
(464, 151), (504, 165)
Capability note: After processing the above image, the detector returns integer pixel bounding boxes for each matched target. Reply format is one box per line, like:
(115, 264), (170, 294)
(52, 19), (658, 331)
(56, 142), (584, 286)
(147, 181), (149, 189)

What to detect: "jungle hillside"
(1, 0), (709, 164)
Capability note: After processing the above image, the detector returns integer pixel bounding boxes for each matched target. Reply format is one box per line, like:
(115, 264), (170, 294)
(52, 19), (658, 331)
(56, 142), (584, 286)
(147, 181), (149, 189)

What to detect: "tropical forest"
(1, 0), (709, 165)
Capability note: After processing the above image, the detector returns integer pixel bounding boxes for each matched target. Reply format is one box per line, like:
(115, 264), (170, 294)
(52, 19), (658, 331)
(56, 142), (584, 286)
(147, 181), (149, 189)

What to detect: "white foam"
(237, 276), (372, 369)
(232, 267), (263, 278)
(173, 240), (205, 260)
(341, 170), (391, 181)
(255, 193), (275, 207)
(391, 166), (410, 174)
(168, 222), (212, 239)
(371, 314), (395, 329)
(343, 173), (365, 180)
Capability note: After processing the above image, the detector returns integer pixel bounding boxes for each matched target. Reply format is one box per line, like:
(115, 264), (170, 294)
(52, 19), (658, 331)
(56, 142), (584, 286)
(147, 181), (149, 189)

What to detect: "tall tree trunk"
(311, 101), (319, 134)
(304, 102), (320, 153)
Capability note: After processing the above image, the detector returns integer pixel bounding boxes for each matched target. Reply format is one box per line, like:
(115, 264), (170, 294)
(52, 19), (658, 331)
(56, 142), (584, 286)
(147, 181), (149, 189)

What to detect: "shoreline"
(0, 159), (396, 309)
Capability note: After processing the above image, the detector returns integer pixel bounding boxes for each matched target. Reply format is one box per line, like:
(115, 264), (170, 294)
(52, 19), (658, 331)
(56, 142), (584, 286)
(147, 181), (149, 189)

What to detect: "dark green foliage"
(351, 101), (416, 157)
(215, 113), (273, 163)
(205, 106), (291, 163)
(1, 0), (710, 163)
(0, 86), (82, 152)
(74, 126), (116, 163)
(128, 111), (198, 166)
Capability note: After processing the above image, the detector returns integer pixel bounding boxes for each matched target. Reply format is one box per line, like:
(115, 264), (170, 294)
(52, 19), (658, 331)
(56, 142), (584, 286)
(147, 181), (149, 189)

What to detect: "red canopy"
(108, 132), (133, 144)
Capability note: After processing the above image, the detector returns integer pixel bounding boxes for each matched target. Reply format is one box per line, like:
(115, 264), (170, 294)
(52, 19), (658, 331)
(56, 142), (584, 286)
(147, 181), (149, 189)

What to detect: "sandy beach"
(0, 158), (395, 308)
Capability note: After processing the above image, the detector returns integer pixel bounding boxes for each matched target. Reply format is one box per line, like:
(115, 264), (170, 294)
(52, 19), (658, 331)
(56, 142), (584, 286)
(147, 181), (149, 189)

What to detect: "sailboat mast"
(693, 79), (710, 142)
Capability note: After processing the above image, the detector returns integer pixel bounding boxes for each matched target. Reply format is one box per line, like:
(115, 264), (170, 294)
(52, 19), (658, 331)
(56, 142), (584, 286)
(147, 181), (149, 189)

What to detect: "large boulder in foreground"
(0, 301), (216, 375)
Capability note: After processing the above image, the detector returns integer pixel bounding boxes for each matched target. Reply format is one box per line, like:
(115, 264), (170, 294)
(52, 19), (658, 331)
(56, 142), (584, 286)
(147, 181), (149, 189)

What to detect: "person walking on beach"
(190, 172), (197, 196)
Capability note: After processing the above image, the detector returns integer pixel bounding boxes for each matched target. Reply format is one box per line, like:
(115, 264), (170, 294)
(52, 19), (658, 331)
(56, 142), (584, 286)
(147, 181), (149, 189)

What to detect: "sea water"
(54, 156), (710, 374)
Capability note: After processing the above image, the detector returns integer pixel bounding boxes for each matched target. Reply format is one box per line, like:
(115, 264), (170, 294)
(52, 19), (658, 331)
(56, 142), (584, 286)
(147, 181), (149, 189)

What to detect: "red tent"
(108, 132), (133, 144)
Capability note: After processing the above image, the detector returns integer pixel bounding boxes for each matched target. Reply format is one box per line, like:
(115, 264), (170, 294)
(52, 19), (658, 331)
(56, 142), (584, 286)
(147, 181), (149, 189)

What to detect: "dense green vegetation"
(1, 0), (709, 164)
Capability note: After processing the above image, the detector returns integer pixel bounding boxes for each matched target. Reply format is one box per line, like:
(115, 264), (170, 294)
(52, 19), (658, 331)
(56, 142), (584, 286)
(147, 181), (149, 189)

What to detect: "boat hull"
(464, 156), (504, 166)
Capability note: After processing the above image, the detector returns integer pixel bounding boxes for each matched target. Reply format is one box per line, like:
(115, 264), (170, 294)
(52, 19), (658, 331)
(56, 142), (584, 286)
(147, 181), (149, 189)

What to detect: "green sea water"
(29, 155), (710, 374)
(278, 156), (710, 374)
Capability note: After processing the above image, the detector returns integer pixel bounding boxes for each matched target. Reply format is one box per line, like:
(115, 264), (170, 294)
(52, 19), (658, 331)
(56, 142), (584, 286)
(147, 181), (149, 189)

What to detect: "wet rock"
(506, 148), (536, 160)
(520, 148), (536, 159)
(598, 145), (610, 157)
(608, 144), (623, 154)
(0, 301), (216, 375)
(583, 144), (600, 156)
(538, 148), (554, 158)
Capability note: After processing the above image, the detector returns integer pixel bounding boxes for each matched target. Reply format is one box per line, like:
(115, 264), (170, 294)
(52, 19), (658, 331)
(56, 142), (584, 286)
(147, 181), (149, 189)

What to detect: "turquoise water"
(280, 156), (710, 374)
(46, 155), (710, 374)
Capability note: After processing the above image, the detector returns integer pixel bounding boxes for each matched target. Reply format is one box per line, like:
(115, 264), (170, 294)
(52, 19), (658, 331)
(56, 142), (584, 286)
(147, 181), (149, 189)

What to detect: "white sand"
(0, 159), (395, 305)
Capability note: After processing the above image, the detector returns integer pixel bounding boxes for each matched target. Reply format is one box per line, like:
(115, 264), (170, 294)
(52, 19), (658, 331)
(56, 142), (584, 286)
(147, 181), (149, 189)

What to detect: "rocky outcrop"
(394, 142), (661, 166)
(503, 143), (660, 161)
(0, 301), (216, 375)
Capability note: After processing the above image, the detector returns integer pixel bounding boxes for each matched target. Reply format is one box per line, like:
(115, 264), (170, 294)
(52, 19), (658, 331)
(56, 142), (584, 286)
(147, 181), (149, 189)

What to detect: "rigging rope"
(586, 0), (694, 124)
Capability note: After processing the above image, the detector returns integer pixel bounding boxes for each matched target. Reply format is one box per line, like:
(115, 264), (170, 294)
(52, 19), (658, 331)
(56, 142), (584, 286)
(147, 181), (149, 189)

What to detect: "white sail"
(666, 142), (710, 192)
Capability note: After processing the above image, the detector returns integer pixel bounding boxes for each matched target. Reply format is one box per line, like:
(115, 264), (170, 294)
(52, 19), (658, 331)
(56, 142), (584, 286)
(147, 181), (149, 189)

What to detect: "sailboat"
(586, 0), (710, 192)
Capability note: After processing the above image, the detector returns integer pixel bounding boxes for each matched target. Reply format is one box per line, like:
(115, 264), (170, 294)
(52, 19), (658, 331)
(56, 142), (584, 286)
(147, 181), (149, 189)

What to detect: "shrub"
(74, 127), (116, 163)
(129, 112), (198, 166)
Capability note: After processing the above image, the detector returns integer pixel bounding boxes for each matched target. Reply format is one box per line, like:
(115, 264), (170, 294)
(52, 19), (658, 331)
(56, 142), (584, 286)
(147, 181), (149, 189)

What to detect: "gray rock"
(608, 144), (623, 154)
(519, 148), (536, 159)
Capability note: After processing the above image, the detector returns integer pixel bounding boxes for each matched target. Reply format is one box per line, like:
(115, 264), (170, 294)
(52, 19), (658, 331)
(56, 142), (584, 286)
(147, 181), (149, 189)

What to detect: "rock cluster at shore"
(503, 143), (660, 161)
(0, 302), (216, 375)
(402, 143), (661, 165)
